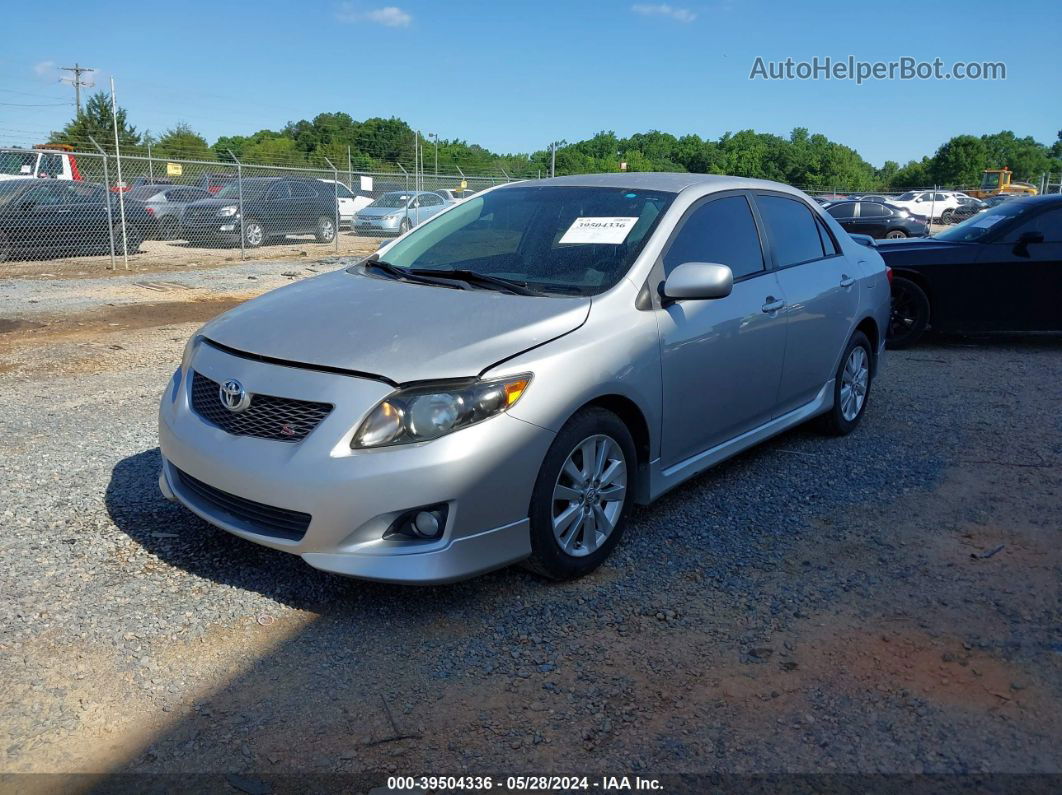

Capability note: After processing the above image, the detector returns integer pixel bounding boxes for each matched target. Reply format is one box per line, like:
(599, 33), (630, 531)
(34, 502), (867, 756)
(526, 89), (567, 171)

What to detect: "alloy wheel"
(245, 223), (263, 246)
(551, 434), (627, 557)
(889, 283), (917, 338)
(839, 346), (869, 421)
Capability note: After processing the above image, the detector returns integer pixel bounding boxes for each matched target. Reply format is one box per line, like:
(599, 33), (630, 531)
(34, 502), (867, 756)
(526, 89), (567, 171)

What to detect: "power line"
(59, 64), (95, 115)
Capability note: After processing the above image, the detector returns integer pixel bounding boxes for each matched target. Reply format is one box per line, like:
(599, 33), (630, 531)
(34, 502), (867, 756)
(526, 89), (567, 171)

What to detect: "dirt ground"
(0, 263), (1059, 792)
(0, 232), (378, 281)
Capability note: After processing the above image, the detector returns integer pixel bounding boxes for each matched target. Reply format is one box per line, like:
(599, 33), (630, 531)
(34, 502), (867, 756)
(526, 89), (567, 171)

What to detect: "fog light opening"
(385, 504), (449, 540)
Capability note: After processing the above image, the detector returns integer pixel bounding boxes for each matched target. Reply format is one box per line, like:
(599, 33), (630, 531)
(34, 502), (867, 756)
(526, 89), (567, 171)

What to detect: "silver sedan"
(159, 173), (890, 583)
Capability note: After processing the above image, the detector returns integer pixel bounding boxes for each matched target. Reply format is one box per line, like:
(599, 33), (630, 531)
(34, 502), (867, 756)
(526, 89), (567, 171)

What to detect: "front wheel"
(818, 331), (873, 436)
(315, 215), (336, 243)
(523, 408), (636, 580)
(243, 219), (265, 248)
(940, 208), (954, 224)
(887, 276), (930, 349)
(885, 229), (907, 239)
(399, 217), (412, 235)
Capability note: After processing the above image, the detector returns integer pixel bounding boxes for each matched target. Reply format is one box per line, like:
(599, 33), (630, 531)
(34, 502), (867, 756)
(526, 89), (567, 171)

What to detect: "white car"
(0, 147), (81, 182)
(888, 190), (968, 223)
(318, 179), (373, 227)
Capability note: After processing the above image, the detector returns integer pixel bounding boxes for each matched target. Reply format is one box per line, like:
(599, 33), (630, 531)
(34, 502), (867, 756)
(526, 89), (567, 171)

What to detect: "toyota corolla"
(159, 173), (890, 583)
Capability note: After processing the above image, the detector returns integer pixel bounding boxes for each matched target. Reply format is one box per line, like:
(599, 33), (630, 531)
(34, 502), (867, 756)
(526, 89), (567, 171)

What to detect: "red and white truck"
(0, 144), (82, 182)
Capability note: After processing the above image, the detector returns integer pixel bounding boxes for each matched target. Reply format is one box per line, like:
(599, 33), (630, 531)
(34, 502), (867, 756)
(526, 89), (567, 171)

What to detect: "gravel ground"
(0, 261), (1059, 790)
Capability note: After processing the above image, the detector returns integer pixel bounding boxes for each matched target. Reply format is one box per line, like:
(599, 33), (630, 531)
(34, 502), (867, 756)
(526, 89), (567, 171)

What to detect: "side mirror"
(661, 262), (734, 302)
(1013, 230), (1044, 257)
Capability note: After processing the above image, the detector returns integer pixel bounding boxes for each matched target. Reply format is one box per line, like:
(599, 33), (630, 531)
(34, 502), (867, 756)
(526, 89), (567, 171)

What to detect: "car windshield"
(933, 200), (1035, 242)
(0, 151), (36, 176)
(371, 192), (413, 209)
(214, 181), (266, 200)
(0, 181), (28, 205)
(369, 185), (675, 296)
(980, 172), (1002, 189)
(895, 192), (917, 201)
(129, 185), (164, 200)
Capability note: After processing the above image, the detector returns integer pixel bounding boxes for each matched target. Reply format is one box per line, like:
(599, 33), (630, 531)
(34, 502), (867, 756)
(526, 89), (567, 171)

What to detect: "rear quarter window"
(755, 195), (829, 267)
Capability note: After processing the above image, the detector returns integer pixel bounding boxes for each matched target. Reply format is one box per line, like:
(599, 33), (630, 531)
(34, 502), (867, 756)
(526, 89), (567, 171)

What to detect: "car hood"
(875, 237), (979, 265)
(356, 205), (408, 217)
(200, 268), (592, 383)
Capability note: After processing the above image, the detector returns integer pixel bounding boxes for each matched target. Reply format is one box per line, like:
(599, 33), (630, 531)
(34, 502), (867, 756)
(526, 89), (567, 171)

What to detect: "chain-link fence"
(0, 144), (530, 270)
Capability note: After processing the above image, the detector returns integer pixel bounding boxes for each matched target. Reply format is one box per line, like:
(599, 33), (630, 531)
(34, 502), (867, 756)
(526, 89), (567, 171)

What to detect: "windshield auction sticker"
(559, 217), (638, 245)
(972, 214), (1006, 228)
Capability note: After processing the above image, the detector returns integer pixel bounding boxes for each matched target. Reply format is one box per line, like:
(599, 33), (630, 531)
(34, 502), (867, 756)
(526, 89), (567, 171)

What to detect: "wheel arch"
(578, 394), (653, 505)
(854, 316), (880, 374)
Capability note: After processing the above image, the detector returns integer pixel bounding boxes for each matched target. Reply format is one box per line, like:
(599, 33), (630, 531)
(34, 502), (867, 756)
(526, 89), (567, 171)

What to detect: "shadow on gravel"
(105, 448), (534, 612)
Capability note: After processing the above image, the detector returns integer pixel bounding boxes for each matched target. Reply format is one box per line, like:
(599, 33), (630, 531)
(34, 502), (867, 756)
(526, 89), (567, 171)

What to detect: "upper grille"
(190, 371), (332, 442)
(173, 466), (310, 541)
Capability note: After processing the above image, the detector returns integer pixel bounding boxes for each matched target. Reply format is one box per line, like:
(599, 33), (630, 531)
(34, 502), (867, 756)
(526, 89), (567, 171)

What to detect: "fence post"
(109, 78), (130, 269)
(324, 156), (340, 253)
(88, 135), (117, 270)
(228, 150), (245, 260)
(347, 146), (353, 190)
(500, 167), (510, 183)
(147, 140), (154, 184)
(397, 162), (408, 191)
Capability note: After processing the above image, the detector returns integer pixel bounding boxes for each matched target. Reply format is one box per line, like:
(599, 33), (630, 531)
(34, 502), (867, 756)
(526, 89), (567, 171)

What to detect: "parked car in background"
(878, 194), (1062, 347)
(353, 190), (451, 235)
(948, 196), (988, 224)
(0, 145), (82, 182)
(317, 179), (373, 228)
(888, 190), (964, 223)
(826, 200), (929, 239)
(125, 184), (212, 239)
(196, 173), (237, 195)
(0, 178), (146, 262)
(181, 177), (338, 248)
(435, 189), (479, 202)
(847, 194), (892, 203)
(158, 173), (890, 583)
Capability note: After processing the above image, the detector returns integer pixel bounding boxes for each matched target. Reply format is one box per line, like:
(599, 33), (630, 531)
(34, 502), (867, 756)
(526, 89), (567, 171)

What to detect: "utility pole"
(60, 63), (95, 115)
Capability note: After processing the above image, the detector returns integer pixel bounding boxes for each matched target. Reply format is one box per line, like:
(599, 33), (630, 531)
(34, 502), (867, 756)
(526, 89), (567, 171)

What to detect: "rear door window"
(755, 195), (828, 267)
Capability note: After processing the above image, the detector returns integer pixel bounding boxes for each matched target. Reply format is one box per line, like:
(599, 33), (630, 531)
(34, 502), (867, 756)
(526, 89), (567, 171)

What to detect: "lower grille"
(191, 371), (332, 442)
(173, 467), (310, 541)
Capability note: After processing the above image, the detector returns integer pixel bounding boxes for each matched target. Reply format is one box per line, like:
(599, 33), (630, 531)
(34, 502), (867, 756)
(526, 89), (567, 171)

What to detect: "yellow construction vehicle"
(968, 168), (1038, 198)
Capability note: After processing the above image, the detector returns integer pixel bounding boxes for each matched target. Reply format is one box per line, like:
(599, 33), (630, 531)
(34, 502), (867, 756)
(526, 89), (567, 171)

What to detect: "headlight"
(352, 374), (532, 449)
(216, 205), (239, 217)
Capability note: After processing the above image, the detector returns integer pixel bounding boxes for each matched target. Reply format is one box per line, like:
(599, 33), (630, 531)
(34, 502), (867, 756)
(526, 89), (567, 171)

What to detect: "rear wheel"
(524, 408), (635, 580)
(315, 215), (336, 243)
(818, 331), (873, 436)
(885, 229), (907, 239)
(941, 208), (954, 224)
(887, 276), (930, 349)
(160, 216), (180, 240)
(113, 221), (142, 254)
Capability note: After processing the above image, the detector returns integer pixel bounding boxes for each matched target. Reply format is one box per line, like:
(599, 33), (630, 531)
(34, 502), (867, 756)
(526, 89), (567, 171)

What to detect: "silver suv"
(159, 173), (890, 583)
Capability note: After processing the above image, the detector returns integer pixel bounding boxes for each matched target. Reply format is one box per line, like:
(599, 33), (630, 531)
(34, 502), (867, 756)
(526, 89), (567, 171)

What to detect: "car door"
(68, 182), (114, 248)
(756, 193), (860, 416)
(264, 181), (292, 236)
(655, 192), (788, 466)
(16, 182), (75, 252)
(825, 201), (857, 235)
(856, 202), (890, 238)
(288, 181), (318, 233)
(334, 182), (355, 223)
(965, 206), (1062, 331)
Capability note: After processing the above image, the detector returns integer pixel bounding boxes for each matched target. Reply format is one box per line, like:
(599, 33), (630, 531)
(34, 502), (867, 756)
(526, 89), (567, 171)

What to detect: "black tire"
(399, 217), (412, 235)
(885, 229), (907, 239)
(0, 230), (11, 263)
(243, 219), (265, 248)
(887, 276), (930, 349)
(315, 215), (336, 243)
(113, 222), (142, 254)
(523, 408), (637, 581)
(818, 331), (873, 437)
(941, 208), (954, 224)
(160, 216), (180, 240)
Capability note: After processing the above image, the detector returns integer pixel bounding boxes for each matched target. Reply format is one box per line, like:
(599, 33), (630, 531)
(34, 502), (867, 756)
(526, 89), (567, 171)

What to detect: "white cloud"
(631, 4), (697, 23)
(336, 4), (412, 26)
(33, 60), (56, 77)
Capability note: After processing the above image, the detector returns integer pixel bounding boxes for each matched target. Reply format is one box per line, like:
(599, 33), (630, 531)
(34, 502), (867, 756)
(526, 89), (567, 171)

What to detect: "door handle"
(840, 274), (855, 288)
(761, 297), (785, 314)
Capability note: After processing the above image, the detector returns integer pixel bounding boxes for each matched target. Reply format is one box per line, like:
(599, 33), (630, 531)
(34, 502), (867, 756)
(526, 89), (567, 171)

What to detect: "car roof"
(997, 193), (1062, 207)
(510, 172), (806, 197)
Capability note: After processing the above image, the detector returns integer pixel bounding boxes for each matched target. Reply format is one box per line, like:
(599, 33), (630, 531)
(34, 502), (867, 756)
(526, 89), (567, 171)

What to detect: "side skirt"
(647, 380), (834, 502)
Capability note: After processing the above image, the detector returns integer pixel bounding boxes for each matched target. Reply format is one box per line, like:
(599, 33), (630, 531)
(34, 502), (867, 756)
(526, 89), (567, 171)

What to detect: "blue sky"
(2, 0), (1059, 166)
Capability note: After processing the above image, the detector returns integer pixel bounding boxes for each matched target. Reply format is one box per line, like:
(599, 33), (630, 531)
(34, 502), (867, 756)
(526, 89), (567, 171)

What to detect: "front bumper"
(353, 215), (403, 234)
(158, 341), (553, 583)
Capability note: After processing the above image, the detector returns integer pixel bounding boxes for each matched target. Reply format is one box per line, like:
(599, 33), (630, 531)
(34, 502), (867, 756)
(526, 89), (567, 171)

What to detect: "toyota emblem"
(219, 379), (251, 413)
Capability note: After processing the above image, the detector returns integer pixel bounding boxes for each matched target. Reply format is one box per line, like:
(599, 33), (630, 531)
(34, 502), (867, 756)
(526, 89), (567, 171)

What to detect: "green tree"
(152, 122), (214, 161)
(51, 91), (141, 152)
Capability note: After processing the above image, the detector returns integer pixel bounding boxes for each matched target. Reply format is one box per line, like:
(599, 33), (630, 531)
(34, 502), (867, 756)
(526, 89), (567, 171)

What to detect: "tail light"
(885, 266), (893, 284)
(145, 206), (155, 216)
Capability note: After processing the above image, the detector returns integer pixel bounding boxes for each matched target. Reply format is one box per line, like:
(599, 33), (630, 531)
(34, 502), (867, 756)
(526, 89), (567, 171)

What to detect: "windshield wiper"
(408, 268), (539, 296)
(358, 257), (459, 288)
